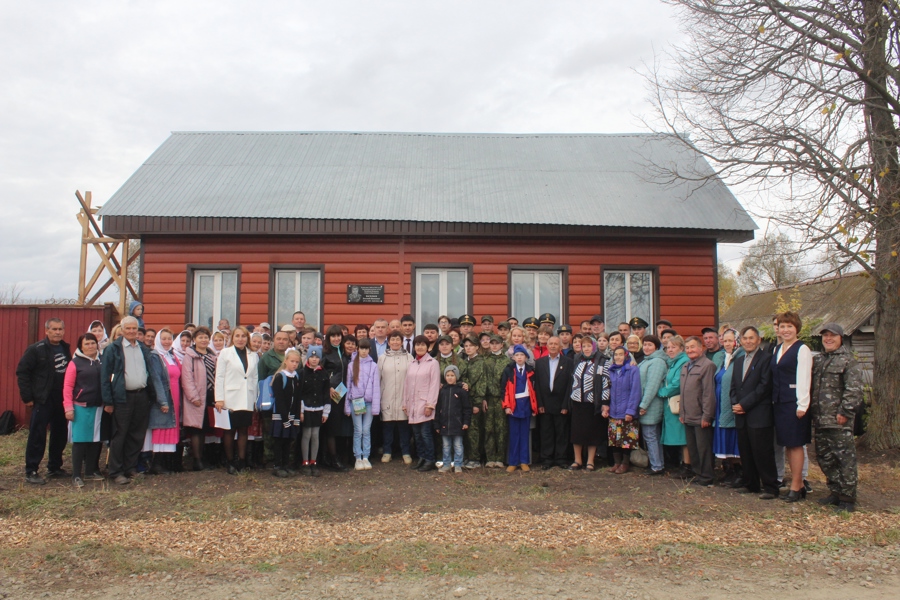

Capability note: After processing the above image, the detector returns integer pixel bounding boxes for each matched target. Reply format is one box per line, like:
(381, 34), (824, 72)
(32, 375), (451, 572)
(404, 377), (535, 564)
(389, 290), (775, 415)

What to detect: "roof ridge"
(169, 130), (662, 138)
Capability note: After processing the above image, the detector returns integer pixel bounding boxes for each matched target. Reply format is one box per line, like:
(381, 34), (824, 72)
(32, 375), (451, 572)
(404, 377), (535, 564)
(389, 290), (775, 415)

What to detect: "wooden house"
(98, 132), (756, 334)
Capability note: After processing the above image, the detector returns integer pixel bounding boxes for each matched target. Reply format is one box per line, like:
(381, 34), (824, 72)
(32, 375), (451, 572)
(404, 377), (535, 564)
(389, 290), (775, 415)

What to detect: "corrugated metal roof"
(720, 272), (875, 335)
(99, 131), (756, 234)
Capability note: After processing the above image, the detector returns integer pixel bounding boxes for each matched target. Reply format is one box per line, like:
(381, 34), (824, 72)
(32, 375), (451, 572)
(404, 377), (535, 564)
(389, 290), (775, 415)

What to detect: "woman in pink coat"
(180, 326), (217, 471)
(402, 335), (440, 472)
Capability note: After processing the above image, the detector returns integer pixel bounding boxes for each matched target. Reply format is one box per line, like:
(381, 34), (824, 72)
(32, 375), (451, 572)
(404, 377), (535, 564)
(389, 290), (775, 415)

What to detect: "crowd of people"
(16, 303), (865, 511)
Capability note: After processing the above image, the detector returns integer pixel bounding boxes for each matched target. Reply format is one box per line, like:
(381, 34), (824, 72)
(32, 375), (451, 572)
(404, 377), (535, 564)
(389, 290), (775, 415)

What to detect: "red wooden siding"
(140, 236), (716, 335)
(1, 305), (111, 428)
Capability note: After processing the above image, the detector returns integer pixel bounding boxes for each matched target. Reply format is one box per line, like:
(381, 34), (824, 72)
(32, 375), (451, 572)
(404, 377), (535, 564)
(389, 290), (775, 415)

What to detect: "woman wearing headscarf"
(147, 328), (180, 475)
(660, 335), (690, 475)
(714, 329), (744, 486)
(567, 336), (609, 472)
(63, 333), (108, 487)
(638, 335), (669, 475)
(603, 347), (643, 474)
(181, 326), (216, 470)
(88, 321), (110, 353)
(173, 330), (193, 363)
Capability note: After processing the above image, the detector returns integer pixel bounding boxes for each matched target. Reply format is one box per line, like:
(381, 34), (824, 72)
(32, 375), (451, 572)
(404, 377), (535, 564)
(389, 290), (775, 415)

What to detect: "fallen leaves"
(2, 509), (898, 563)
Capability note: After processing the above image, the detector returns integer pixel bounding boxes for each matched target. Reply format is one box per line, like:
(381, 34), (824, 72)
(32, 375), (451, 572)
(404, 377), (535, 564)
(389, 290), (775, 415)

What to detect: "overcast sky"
(1, 0), (753, 301)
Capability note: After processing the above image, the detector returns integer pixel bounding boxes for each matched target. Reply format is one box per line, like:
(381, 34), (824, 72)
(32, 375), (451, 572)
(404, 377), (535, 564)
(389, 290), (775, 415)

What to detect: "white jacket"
(215, 346), (259, 412)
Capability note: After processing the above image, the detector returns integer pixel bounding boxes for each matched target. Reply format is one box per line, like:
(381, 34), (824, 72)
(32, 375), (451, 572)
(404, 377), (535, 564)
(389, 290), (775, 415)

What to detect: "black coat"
(299, 365), (331, 409)
(533, 354), (574, 414)
(16, 337), (71, 405)
(433, 383), (472, 436)
(730, 350), (774, 429)
(271, 372), (301, 421)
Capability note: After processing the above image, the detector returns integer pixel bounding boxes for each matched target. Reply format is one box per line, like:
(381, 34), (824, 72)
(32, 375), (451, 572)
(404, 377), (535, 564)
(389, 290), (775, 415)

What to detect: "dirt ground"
(1, 431), (898, 598)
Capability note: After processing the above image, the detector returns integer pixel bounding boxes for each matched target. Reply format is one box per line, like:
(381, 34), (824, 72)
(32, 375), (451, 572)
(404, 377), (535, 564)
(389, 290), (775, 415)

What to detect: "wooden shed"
(721, 272), (876, 381)
(98, 132), (756, 335)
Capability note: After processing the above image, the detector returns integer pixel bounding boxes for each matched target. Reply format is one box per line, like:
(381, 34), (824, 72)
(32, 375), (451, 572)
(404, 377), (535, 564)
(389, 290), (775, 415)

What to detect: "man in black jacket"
(16, 318), (71, 484)
(101, 316), (157, 485)
(730, 326), (779, 499)
(533, 336), (574, 469)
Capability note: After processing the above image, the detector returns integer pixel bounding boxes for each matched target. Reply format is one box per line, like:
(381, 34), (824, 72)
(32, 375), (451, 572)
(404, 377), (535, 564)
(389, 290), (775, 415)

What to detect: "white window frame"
(414, 267), (469, 331)
(191, 269), (238, 330)
(273, 268), (323, 330)
(510, 269), (565, 324)
(603, 269), (655, 327)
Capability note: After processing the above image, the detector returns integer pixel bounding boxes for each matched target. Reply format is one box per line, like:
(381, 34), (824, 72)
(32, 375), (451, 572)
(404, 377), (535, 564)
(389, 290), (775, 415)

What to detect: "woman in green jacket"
(659, 335), (690, 475)
(638, 335), (669, 475)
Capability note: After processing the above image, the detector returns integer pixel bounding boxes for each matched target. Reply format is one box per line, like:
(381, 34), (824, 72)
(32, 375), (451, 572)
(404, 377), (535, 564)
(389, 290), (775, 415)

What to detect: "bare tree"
(648, 1), (899, 449)
(737, 232), (808, 293)
(0, 282), (25, 304)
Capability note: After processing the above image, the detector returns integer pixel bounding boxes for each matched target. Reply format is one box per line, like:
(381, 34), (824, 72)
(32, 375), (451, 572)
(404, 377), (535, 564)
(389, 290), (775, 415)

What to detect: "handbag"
(668, 395), (681, 415)
(630, 446), (649, 468)
(351, 397), (367, 415)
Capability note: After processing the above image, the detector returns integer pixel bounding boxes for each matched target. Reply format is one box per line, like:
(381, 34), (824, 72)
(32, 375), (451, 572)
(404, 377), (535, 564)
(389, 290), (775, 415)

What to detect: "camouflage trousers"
(464, 401), (485, 463)
(483, 396), (507, 463)
(815, 428), (858, 501)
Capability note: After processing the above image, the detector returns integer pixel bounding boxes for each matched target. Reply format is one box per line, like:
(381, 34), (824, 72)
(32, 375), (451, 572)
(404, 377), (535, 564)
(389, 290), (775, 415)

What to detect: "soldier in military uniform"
(629, 316), (649, 339)
(811, 323), (864, 512)
(461, 335), (486, 467)
(482, 334), (511, 467)
(458, 314), (476, 341)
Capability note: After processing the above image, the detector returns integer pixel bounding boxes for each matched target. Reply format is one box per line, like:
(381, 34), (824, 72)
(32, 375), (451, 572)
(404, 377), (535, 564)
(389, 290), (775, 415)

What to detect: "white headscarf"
(87, 320), (109, 350)
(154, 328), (180, 366)
(172, 329), (192, 363)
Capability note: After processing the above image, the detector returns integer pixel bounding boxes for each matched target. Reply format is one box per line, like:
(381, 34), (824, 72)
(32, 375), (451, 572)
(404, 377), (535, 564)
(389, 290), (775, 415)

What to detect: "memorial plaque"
(347, 284), (385, 304)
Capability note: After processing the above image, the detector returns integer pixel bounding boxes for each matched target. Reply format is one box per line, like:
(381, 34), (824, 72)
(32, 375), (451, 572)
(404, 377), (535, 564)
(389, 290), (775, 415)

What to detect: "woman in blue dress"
(713, 329), (743, 486)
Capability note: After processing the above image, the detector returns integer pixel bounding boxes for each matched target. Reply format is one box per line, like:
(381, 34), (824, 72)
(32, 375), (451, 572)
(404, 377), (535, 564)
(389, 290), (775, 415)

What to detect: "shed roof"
(99, 131), (756, 240)
(720, 272), (875, 335)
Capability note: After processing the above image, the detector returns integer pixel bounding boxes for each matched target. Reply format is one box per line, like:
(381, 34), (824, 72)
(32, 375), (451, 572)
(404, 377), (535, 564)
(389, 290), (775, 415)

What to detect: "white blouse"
(776, 342), (812, 412)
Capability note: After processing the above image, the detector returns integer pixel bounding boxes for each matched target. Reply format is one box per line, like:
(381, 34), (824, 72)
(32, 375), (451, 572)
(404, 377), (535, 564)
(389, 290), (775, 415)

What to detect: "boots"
(609, 453), (622, 473)
(147, 454), (172, 475)
(310, 460), (321, 477)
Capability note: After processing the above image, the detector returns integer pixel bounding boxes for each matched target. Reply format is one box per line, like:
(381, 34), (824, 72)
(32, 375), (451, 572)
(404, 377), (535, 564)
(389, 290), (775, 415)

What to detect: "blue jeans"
(351, 409), (374, 459)
(642, 422), (664, 472)
(410, 421), (435, 462)
(442, 435), (464, 466)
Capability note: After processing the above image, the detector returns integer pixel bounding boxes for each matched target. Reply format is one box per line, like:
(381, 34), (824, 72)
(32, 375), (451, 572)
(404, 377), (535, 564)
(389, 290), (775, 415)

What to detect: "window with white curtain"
(415, 268), (468, 331)
(603, 270), (653, 327)
(510, 270), (563, 322)
(192, 270), (238, 330)
(273, 269), (322, 330)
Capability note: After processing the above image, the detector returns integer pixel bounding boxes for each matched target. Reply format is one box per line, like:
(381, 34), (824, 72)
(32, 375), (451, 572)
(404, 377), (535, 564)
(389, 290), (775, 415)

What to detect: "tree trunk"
(861, 0), (900, 450)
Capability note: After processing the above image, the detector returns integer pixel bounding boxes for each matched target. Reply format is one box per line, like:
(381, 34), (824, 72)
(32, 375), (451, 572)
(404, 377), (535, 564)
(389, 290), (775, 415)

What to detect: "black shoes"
(47, 468), (68, 478)
(758, 492), (777, 500)
(417, 461), (436, 472)
(817, 494), (840, 506)
(411, 458), (426, 470)
(782, 488), (807, 503)
(803, 479), (813, 493)
(541, 463), (554, 471)
(147, 457), (172, 475)
(833, 501), (855, 512)
(25, 471), (46, 485)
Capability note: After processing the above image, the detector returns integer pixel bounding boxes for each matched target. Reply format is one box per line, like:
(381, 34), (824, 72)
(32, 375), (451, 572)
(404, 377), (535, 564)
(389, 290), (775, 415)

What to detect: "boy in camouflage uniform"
(811, 323), (864, 512)
(461, 336), (486, 467)
(482, 335), (511, 467)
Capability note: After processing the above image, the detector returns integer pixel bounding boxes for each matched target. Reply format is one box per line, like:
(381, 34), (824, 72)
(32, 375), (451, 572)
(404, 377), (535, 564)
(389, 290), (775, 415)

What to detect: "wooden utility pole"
(75, 190), (139, 318)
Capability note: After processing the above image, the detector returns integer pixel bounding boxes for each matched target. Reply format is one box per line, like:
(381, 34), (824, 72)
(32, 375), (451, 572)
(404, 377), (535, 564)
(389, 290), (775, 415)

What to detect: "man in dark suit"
(730, 325), (779, 499)
(533, 336), (574, 469)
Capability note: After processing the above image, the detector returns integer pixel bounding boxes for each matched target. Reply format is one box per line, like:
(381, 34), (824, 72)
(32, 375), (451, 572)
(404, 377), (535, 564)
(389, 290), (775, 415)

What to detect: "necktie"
(405, 339), (411, 354)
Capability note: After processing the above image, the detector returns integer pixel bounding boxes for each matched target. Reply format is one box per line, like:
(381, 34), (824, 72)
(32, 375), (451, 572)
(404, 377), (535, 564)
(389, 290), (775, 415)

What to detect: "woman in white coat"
(215, 326), (259, 474)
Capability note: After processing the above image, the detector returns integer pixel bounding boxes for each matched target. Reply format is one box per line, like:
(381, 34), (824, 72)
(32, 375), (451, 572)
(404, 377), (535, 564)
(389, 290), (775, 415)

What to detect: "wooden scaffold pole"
(75, 190), (139, 318)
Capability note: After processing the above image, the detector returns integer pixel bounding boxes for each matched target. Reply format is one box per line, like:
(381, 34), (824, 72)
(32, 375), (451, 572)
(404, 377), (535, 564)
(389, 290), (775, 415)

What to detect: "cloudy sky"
(1, 0), (753, 301)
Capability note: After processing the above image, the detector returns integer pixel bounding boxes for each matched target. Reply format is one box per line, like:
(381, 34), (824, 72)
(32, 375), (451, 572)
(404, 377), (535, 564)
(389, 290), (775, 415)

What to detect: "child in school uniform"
(501, 345), (538, 472)
(270, 349), (302, 477)
(299, 346), (331, 477)
(434, 365), (473, 473)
